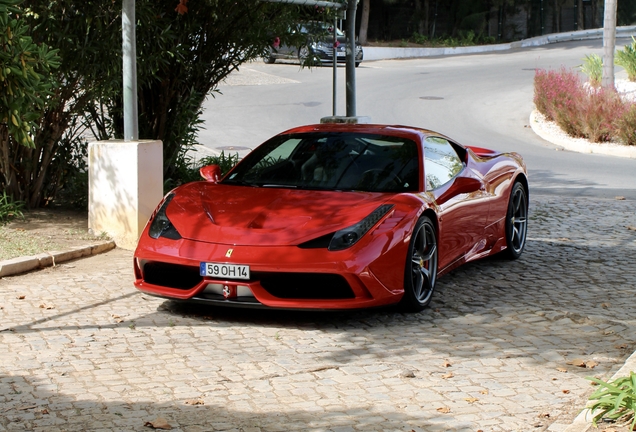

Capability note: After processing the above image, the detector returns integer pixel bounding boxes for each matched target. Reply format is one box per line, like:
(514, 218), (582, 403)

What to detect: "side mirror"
(200, 165), (222, 183)
(436, 176), (484, 204)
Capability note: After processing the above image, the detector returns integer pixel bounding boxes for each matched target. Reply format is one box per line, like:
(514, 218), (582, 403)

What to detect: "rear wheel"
(263, 55), (276, 64)
(503, 182), (528, 259)
(399, 216), (438, 312)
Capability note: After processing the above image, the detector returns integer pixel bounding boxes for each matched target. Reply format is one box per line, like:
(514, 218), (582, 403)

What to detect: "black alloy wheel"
(399, 215), (438, 312)
(504, 181), (528, 259)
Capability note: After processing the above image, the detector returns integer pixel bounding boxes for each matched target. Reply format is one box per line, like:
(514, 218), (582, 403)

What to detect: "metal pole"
(122, 0), (138, 141)
(332, 15), (337, 116)
(602, 0), (617, 89)
(345, 0), (357, 117)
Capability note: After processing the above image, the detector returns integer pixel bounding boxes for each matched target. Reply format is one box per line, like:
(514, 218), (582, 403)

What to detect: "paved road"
(199, 39), (636, 199)
(2, 194), (635, 431)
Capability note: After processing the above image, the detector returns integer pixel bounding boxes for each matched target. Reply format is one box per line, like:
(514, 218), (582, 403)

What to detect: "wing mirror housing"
(436, 176), (484, 204)
(200, 165), (221, 183)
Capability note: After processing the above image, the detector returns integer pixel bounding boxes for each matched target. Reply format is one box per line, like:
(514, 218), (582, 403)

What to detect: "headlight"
(328, 204), (394, 251)
(148, 193), (182, 240)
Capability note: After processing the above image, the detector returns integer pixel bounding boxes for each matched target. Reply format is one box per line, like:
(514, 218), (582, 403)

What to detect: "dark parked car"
(264, 21), (363, 67)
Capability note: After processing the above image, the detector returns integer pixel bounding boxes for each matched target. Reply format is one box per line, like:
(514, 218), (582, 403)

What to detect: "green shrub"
(587, 372), (636, 429)
(0, 191), (24, 224)
(580, 54), (603, 87)
(616, 36), (636, 81)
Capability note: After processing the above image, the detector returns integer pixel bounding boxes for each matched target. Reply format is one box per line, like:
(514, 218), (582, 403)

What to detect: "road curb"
(362, 25), (636, 61)
(0, 240), (117, 278)
(530, 110), (636, 159)
(563, 350), (636, 432)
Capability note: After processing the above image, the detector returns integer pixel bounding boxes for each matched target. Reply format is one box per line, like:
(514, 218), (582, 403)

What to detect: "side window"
(424, 137), (464, 191)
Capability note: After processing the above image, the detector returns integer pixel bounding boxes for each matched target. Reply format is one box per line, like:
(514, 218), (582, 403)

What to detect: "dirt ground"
(0, 207), (109, 261)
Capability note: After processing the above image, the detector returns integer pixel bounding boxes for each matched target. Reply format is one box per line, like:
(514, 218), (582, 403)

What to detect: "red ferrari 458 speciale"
(133, 123), (528, 312)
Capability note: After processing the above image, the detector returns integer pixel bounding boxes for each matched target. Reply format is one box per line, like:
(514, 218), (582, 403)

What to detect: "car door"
(424, 137), (491, 270)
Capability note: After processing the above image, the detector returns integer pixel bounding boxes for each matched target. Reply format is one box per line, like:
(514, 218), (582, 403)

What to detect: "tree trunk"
(602, 0), (617, 89)
(577, 0), (584, 29)
(358, 0), (370, 45)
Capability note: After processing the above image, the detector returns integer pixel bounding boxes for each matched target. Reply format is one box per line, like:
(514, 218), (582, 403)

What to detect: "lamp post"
(122, 0), (138, 140)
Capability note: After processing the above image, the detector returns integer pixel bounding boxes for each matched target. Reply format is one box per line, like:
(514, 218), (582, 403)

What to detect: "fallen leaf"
(538, 412), (550, 418)
(557, 367), (568, 373)
(442, 372), (454, 379)
(480, 389), (489, 395)
(615, 343), (629, 349)
(436, 407), (451, 413)
(601, 303), (611, 309)
(562, 389), (570, 394)
(628, 226), (636, 231)
(184, 399), (204, 406)
(552, 377), (558, 381)
(465, 397), (479, 403)
(17, 295), (25, 300)
(39, 304), (54, 310)
(616, 196), (626, 200)
(566, 359), (586, 367)
(441, 360), (452, 368)
(40, 408), (49, 414)
(111, 314), (125, 323)
(585, 360), (598, 369)
(144, 418), (172, 430)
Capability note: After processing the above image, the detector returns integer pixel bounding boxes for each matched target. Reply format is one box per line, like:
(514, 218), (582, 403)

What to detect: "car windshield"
(222, 133), (420, 192)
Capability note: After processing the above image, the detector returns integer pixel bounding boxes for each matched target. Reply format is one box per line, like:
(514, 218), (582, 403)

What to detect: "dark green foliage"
(0, 0), (60, 207)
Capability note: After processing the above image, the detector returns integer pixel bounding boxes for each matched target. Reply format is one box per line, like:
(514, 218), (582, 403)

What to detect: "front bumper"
(134, 231), (407, 310)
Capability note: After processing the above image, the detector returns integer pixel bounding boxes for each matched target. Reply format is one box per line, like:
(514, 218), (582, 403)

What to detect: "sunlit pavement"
(1, 194), (635, 431)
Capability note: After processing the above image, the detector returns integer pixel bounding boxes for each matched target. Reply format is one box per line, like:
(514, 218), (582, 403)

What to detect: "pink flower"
(273, 37), (281, 48)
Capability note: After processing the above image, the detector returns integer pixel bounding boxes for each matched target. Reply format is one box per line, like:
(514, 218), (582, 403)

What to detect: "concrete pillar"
(88, 140), (163, 250)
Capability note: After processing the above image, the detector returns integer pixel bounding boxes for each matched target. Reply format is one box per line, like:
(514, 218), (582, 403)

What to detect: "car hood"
(165, 182), (390, 246)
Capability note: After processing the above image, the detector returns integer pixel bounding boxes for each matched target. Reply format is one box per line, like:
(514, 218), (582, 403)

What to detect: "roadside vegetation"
(534, 40), (636, 146)
(0, 0), (314, 210)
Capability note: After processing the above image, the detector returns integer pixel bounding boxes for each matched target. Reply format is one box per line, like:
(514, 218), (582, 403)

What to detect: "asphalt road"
(199, 39), (636, 199)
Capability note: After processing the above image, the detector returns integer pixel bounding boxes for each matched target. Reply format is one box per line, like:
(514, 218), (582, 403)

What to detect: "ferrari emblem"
(223, 285), (231, 298)
(225, 249), (233, 258)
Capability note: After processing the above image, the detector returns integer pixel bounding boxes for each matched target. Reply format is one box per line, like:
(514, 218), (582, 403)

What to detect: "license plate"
(336, 52), (345, 57)
(200, 262), (250, 280)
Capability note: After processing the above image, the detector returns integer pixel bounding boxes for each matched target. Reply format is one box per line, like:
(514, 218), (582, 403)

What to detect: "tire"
(399, 215), (438, 312)
(263, 55), (276, 64)
(503, 182), (528, 260)
(355, 62), (361, 68)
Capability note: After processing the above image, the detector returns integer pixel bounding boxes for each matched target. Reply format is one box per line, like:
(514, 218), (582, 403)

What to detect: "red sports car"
(133, 123), (528, 312)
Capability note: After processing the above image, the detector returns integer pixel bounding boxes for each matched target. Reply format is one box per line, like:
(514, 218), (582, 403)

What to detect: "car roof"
(277, 123), (449, 143)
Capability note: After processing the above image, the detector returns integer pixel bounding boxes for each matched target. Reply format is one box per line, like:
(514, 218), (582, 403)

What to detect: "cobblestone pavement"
(1, 194), (635, 432)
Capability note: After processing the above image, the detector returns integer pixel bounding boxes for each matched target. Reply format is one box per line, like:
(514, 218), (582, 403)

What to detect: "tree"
(602, 0), (617, 88)
(0, 0), (60, 206)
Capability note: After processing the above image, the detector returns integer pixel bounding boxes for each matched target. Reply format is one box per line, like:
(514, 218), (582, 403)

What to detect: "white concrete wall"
(88, 140), (163, 250)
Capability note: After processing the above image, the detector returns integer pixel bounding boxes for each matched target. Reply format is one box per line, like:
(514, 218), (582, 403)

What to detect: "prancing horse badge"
(225, 249), (233, 258)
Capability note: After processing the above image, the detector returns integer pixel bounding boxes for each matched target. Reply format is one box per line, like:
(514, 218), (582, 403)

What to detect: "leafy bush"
(580, 54), (603, 87)
(581, 87), (625, 143)
(0, 191), (24, 224)
(534, 68), (636, 145)
(616, 36), (636, 81)
(587, 372), (636, 429)
(534, 68), (586, 137)
(615, 102), (636, 146)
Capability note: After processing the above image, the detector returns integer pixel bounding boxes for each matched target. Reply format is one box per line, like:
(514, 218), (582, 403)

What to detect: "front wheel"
(399, 216), (438, 312)
(503, 182), (528, 260)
